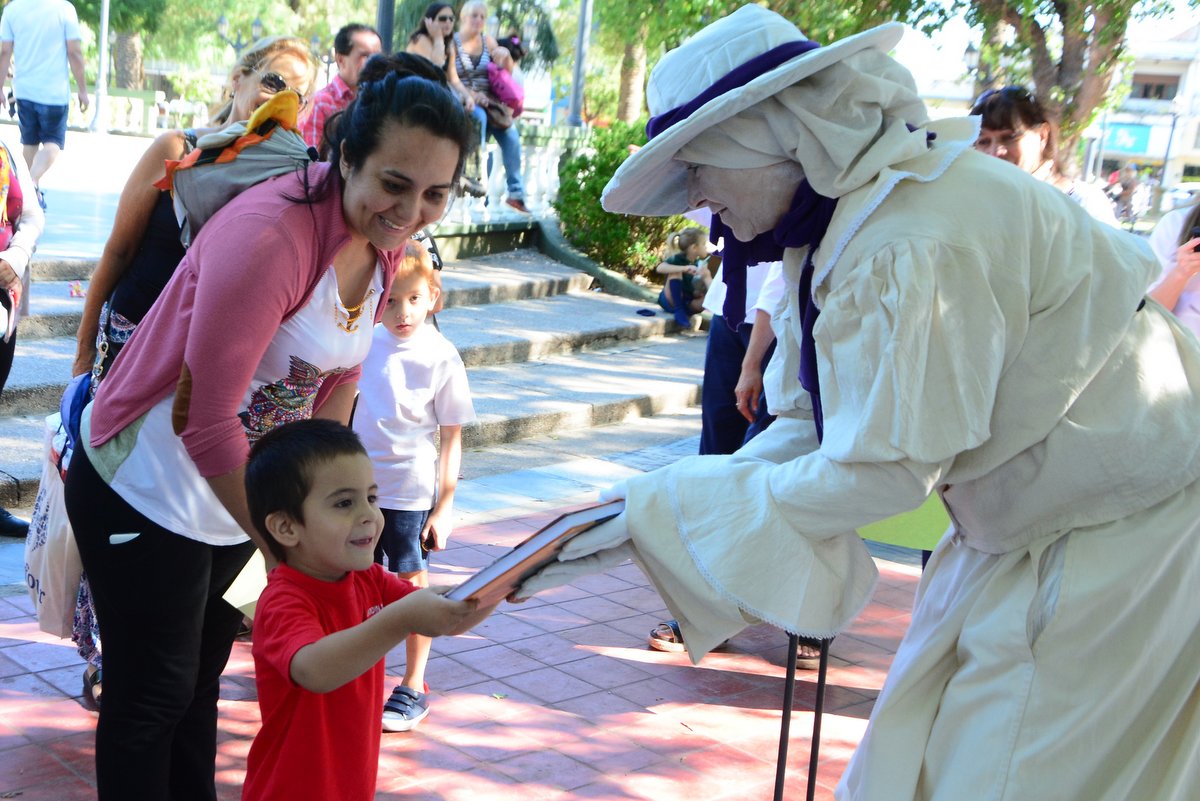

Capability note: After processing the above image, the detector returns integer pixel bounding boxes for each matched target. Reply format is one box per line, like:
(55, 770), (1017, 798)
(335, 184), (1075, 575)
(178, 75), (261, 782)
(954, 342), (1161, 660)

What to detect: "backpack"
(154, 91), (315, 247)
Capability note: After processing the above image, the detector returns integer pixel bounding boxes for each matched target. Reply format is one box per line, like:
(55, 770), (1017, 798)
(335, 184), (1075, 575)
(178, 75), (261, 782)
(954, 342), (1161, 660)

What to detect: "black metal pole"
(806, 639), (831, 801)
(774, 636), (832, 801)
(376, 0), (395, 54)
(774, 633), (799, 801)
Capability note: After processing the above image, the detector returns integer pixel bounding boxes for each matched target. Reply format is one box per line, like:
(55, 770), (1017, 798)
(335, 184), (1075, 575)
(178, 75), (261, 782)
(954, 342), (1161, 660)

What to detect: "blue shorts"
(16, 99), (67, 149)
(374, 508), (431, 574)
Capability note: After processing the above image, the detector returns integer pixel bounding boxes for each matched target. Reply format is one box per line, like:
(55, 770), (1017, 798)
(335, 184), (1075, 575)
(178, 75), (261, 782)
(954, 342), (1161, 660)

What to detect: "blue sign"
(1104, 123), (1152, 155)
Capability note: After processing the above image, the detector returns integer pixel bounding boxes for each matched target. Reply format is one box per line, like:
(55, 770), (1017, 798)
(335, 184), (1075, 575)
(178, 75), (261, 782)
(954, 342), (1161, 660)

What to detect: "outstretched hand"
(512, 513), (633, 601)
(403, 586), (497, 636)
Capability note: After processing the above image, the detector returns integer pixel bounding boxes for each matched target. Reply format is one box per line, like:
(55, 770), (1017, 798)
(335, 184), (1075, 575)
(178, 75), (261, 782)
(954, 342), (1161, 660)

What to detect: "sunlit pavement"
(0, 430), (920, 800)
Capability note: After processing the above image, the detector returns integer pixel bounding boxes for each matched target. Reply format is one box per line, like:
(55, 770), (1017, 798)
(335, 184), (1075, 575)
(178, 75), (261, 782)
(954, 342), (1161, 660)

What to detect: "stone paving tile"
(0, 495), (917, 800)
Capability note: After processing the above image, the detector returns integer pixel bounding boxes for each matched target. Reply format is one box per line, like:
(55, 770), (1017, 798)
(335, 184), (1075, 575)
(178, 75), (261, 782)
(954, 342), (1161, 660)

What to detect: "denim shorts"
(16, 99), (68, 149)
(374, 508), (431, 574)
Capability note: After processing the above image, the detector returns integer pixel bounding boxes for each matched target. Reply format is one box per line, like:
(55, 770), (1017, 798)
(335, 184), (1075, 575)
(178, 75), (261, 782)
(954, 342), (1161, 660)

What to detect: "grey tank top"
(454, 33), (492, 93)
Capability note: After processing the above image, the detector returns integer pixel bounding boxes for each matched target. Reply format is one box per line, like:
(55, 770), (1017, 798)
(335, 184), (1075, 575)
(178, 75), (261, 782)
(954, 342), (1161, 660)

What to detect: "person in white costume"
(515, 7), (1200, 801)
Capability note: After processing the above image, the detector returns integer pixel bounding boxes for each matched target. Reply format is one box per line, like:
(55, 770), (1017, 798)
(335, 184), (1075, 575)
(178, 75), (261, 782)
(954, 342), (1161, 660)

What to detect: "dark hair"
(1177, 204), (1200, 248)
(318, 52), (464, 162)
(499, 33), (526, 63)
(245, 419), (369, 563)
(408, 3), (454, 47)
(334, 23), (380, 56)
(970, 85), (1055, 163)
(324, 67), (474, 183)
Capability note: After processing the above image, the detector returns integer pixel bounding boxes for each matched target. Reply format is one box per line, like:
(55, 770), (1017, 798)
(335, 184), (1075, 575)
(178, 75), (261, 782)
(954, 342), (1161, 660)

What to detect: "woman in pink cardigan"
(63, 64), (473, 801)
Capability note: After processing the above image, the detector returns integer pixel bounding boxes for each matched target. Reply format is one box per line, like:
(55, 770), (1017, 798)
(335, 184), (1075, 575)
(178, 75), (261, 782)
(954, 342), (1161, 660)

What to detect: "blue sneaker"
(382, 684), (430, 732)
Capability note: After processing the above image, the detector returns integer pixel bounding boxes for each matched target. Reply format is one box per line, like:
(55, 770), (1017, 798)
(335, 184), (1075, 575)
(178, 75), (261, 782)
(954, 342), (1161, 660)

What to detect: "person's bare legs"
(21, 143), (36, 171)
(399, 567), (430, 691)
(29, 142), (61, 184)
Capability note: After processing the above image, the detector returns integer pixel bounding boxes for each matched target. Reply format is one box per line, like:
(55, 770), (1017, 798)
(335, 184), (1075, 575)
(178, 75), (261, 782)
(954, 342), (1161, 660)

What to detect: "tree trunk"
(616, 24), (647, 123)
(113, 31), (144, 91)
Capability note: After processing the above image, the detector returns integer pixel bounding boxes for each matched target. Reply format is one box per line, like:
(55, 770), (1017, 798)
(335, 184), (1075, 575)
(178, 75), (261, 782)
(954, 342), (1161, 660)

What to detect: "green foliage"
(554, 120), (688, 279)
(75, 0), (167, 35)
(166, 67), (221, 106)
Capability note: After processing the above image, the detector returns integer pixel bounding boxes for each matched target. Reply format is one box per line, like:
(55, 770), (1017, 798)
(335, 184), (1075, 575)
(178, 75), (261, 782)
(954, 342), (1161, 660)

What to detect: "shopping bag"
(23, 413), (82, 638)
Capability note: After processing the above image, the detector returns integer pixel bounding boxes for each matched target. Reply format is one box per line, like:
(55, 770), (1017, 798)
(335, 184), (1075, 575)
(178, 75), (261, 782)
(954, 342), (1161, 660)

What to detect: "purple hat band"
(645, 39), (822, 140)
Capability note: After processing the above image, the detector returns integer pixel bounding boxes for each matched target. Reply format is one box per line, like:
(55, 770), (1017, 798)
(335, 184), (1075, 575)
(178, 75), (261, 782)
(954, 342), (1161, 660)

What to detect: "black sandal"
(82, 666), (102, 709)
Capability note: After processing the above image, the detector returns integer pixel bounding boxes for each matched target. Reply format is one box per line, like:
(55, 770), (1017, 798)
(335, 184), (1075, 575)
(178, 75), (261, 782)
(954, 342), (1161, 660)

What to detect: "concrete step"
(30, 258), (97, 283)
(3, 283), (677, 418)
(18, 250), (596, 344)
(0, 333), (704, 508)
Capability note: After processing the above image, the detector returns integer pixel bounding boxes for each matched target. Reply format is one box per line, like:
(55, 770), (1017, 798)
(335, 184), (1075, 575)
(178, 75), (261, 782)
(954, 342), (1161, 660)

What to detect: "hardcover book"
(446, 499), (625, 605)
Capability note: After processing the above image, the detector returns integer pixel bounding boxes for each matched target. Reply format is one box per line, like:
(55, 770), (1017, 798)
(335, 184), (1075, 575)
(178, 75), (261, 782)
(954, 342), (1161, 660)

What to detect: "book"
(446, 499), (626, 605)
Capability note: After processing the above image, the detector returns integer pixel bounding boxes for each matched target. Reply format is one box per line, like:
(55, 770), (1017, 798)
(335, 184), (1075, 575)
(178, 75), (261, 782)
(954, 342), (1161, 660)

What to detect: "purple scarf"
(709, 185), (837, 440)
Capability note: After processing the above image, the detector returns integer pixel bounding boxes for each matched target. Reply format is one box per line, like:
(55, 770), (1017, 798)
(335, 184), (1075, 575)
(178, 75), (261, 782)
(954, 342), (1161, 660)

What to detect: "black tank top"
(107, 130), (198, 325)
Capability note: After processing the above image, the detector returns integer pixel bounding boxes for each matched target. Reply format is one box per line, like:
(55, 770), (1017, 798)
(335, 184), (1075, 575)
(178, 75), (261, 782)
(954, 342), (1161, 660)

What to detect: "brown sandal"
(648, 619), (730, 653)
(648, 620), (687, 652)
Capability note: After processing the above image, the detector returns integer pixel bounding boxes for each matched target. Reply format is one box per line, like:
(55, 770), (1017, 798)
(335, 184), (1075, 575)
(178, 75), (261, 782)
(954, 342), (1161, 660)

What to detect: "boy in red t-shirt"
(240, 419), (496, 801)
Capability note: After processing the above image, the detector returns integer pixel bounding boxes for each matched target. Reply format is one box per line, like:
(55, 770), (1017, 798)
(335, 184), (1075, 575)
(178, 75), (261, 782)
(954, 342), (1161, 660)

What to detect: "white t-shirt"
(108, 266), (383, 546)
(1066, 179), (1121, 228)
(352, 322), (475, 511)
(702, 261), (784, 320)
(0, 0), (81, 105)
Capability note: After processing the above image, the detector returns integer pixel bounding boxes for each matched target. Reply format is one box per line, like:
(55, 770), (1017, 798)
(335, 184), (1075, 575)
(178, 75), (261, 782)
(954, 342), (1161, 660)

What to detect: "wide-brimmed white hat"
(602, 5), (904, 217)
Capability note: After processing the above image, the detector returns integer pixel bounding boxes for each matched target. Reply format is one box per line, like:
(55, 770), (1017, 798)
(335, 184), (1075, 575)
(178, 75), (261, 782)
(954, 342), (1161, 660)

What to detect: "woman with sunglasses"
(970, 85), (1119, 225)
(407, 3), (473, 110)
(454, 0), (530, 212)
(64, 64), (473, 800)
(62, 35), (314, 711)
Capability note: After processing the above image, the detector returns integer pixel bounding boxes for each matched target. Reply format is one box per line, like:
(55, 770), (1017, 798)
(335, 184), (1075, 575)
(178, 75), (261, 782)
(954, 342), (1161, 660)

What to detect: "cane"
(773, 635), (831, 801)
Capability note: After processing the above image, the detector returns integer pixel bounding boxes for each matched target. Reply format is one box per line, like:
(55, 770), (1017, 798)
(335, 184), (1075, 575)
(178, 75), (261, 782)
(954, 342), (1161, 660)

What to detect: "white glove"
(598, 480), (628, 504)
(557, 512), (630, 560)
(513, 541), (634, 600)
(513, 514), (632, 600)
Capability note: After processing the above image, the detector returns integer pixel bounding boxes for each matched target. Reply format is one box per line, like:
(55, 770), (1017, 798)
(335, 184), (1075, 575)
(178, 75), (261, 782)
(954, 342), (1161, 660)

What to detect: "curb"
(535, 219), (659, 305)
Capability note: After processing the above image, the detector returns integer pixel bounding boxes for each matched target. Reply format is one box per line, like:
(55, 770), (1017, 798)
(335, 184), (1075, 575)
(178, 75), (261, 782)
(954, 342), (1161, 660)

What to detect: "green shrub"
(553, 120), (690, 279)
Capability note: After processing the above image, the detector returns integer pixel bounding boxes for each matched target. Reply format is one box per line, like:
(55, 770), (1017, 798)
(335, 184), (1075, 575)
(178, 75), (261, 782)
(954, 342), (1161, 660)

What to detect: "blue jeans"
(699, 314), (776, 455)
(471, 105), (524, 200)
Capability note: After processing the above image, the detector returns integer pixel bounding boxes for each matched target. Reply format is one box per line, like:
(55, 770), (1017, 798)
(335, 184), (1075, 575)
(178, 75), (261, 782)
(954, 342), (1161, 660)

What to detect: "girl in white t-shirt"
(352, 240), (475, 732)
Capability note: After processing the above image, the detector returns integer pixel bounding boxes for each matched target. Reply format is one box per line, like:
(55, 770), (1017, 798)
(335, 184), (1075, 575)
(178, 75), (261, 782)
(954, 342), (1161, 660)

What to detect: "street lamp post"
(567, 0), (592, 126)
(1154, 103), (1180, 214)
(216, 15), (264, 59)
(88, 0), (110, 132)
(376, 1), (394, 54)
(310, 36), (336, 86)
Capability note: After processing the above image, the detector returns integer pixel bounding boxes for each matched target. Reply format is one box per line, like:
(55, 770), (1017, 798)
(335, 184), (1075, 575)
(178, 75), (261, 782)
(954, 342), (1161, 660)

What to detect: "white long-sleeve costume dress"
(612, 120), (1200, 800)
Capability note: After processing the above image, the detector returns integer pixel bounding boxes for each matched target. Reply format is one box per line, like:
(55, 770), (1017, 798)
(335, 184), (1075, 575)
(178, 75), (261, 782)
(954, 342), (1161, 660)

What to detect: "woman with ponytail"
(64, 69), (473, 801)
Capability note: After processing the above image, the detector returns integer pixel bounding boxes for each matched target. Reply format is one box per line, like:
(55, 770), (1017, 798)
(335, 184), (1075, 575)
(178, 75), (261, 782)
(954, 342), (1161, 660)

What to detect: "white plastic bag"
(23, 414), (82, 638)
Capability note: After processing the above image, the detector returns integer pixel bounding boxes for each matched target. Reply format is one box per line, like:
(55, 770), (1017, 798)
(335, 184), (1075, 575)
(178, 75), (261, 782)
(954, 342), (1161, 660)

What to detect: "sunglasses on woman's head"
(257, 71), (308, 108)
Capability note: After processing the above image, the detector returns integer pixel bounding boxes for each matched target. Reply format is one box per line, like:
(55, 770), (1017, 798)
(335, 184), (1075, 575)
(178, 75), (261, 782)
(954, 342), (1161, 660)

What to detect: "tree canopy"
(582, 0), (1180, 174)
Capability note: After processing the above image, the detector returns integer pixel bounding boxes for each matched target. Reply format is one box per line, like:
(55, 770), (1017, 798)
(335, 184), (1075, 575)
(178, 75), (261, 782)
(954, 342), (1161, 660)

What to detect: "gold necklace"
(335, 288), (376, 333)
